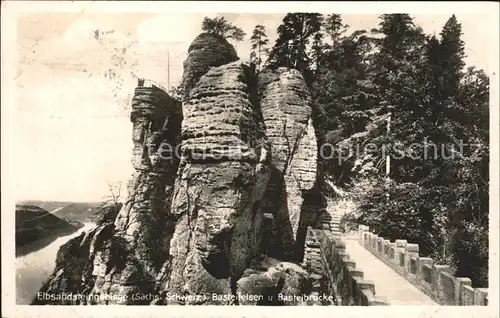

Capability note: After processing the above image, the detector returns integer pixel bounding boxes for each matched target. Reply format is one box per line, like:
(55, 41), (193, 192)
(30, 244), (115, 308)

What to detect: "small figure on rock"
(138, 78), (145, 87)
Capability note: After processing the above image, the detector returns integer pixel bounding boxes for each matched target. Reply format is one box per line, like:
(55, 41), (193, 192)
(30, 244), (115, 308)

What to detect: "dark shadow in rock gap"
(200, 230), (232, 279)
(294, 186), (325, 262)
(260, 167), (295, 261)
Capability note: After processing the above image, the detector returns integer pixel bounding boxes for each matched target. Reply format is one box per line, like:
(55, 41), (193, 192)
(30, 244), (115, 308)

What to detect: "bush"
(355, 177), (442, 257)
(340, 212), (359, 233)
(353, 175), (488, 287)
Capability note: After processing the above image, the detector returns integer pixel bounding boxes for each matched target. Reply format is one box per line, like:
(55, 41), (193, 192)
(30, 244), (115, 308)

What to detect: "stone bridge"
(303, 206), (489, 306)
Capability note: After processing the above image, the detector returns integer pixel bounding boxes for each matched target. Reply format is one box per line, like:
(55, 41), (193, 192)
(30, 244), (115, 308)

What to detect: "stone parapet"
(304, 227), (389, 306)
(358, 225), (488, 306)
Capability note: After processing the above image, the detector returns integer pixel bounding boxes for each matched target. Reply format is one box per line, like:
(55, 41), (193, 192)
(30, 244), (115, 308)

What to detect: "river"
(16, 222), (96, 305)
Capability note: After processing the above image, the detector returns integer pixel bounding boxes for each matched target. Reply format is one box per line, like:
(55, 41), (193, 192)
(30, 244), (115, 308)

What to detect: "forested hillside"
(240, 13), (489, 287)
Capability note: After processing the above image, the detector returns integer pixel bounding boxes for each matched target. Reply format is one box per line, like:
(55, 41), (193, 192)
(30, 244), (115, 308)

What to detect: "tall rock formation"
(181, 33), (238, 101)
(258, 68), (319, 260)
(35, 33), (323, 306)
(159, 60), (272, 304)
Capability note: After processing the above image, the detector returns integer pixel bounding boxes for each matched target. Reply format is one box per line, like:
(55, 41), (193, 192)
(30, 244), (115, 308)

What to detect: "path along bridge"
(303, 200), (489, 306)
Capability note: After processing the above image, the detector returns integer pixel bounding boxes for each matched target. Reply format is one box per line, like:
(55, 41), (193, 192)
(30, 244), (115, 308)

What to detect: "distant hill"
(17, 201), (73, 213)
(15, 204), (80, 256)
(52, 202), (104, 223)
(18, 201), (105, 223)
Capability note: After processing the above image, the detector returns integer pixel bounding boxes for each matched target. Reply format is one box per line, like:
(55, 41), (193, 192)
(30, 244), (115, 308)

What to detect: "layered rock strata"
(258, 68), (319, 260)
(36, 33), (322, 306)
(181, 33), (238, 101)
(157, 61), (271, 304)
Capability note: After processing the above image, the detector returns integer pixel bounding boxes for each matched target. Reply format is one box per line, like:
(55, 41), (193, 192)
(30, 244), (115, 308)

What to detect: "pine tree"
(201, 16), (246, 42)
(323, 14), (348, 47)
(311, 14), (380, 182)
(249, 25), (270, 72)
(419, 16), (468, 186)
(371, 14), (428, 182)
(450, 66), (489, 286)
(440, 15), (466, 99)
(307, 13), (490, 287)
(267, 13), (323, 76)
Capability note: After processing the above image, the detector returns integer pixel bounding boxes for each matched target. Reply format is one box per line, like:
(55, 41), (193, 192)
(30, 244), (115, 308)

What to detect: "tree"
(201, 16), (246, 42)
(95, 181), (123, 225)
(323, 14), (349, 47)
(249, 25), (270, 71)
(310, 13), (490, 287)
(440, 15), (466, 100)
(369, 14), (428, 182)
(446, 65), (489, 286)
(267, 13), (323, 78)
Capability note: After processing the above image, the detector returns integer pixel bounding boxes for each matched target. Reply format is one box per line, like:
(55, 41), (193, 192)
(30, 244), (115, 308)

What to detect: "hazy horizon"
(14, 12), (494, 202)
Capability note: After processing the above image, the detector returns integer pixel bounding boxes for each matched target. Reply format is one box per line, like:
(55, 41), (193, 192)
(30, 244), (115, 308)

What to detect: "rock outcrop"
(157, 61), (271, 304)
(181, 33), (238, 101)
(36, 33), (324, 306)
(258, 68), (319, 260)
(236, 256), (312, 305)
(35, 85), (182, 305)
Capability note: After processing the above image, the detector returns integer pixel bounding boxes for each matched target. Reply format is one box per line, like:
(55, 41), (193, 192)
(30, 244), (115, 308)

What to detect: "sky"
(11, 9), (497, 202)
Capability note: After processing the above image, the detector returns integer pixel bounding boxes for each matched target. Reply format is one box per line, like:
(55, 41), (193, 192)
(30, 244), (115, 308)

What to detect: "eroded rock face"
(34, 223), (115, 305)
(236, 256), (312, 305)
(109, 86), (182, 292)
(37, 34), (323, 306)
(35, 86), (182, 305)
(181, 33), (238, 101)
(158, 61), (271, 304)
(258, 68), (319, 260)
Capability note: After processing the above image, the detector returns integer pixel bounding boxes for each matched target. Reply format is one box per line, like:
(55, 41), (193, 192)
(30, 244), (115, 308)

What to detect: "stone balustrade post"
(416, 257), (433, 284)
(353, 278), (375, 305)
(359, 225), (368, 244)
(404, 243), (419, 276)
(376, 236), (384, 256)
(454, 277), (472, 305)
(371, 234), (377, 251)
(461, 285), (475, 305)
(432, 264), (449, 297)
(394, 240), (407, 270)
(347, 268), (364, 305)
(382, 239), (390, 258)
(389, 242), (396, 264)
(473, 288), (488, 306)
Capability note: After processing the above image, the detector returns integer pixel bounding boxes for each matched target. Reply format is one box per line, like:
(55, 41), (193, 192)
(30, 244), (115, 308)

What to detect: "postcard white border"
(2, 1), (498, 317)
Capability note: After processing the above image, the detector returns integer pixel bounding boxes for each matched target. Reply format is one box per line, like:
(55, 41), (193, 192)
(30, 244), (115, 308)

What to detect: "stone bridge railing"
(137, 78), (169, 92)
(304, 227), (389, 306)
(358, 225), (489, 306)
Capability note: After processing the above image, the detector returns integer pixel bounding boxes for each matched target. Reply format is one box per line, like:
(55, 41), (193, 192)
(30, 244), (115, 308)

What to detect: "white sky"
(10, 9), (497, 202)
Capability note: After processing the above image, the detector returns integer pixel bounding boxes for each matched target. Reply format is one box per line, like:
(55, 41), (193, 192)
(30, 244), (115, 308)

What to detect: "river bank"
(15, 222), (96, 305)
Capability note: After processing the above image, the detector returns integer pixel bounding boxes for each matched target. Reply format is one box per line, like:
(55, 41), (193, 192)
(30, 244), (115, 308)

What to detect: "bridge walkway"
(343, 236), (437, 305)
(324, 198), (437, 305)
